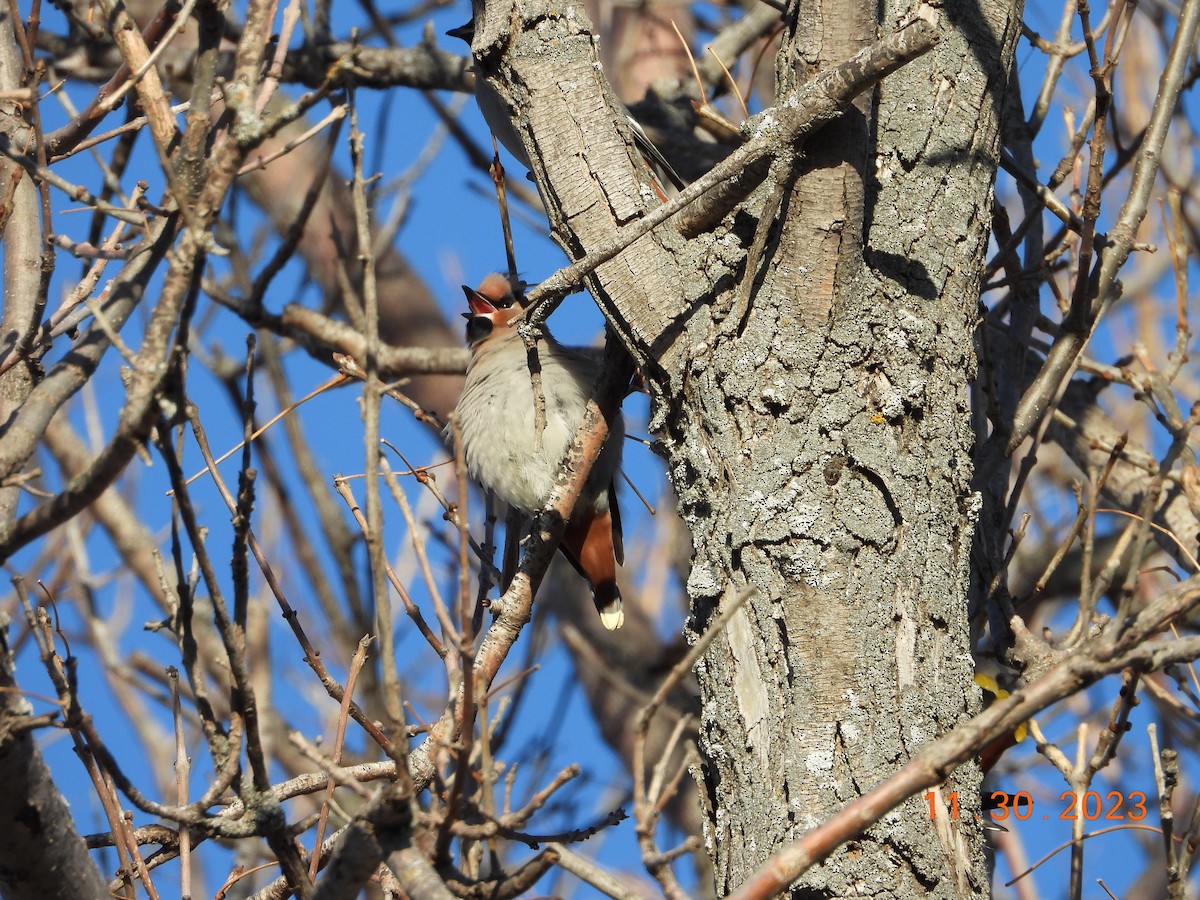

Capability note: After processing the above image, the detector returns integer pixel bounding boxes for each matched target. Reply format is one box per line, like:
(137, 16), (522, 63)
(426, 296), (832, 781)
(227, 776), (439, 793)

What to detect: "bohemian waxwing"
(450, 273), (626, 630)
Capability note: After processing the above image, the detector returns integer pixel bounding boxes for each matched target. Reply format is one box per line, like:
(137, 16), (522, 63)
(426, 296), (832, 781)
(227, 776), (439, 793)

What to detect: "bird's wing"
(609, 481), (624, 566)
(555, 535), (590, 582)
(630, 124), (687, 191)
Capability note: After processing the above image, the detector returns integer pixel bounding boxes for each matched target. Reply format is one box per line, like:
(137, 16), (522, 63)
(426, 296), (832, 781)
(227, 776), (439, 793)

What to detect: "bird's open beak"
(461, 285), (497, 317)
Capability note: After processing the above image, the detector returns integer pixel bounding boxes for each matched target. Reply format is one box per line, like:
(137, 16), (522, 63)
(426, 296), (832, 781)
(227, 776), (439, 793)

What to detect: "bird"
(450, 273), (626, 630)
(446, 20), (686, 199)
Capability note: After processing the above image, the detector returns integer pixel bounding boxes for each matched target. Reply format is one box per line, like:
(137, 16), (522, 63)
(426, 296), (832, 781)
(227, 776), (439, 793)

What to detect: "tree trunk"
(677, 1), (1024, 895)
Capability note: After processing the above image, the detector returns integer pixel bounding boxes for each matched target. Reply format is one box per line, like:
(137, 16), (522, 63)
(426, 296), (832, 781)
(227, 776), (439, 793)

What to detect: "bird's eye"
(491, 294), (516, 309)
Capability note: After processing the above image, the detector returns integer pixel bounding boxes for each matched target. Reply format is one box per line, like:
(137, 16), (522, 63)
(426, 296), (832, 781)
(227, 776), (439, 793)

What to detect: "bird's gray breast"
(455, 345), (594, 512)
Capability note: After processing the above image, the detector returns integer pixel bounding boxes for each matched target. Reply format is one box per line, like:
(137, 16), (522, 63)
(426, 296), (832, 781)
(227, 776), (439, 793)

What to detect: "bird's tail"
(592, 580), (624, 631)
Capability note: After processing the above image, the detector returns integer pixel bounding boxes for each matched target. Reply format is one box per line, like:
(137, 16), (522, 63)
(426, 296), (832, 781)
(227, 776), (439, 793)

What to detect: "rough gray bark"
(474, 0), (1023, 893)
(0, 0), (43, 527)
(683, 2), (1023, 891)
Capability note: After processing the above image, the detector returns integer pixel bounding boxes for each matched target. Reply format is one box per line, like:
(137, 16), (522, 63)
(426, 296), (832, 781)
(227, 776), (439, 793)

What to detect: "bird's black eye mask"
(466, 316), (494, 344)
